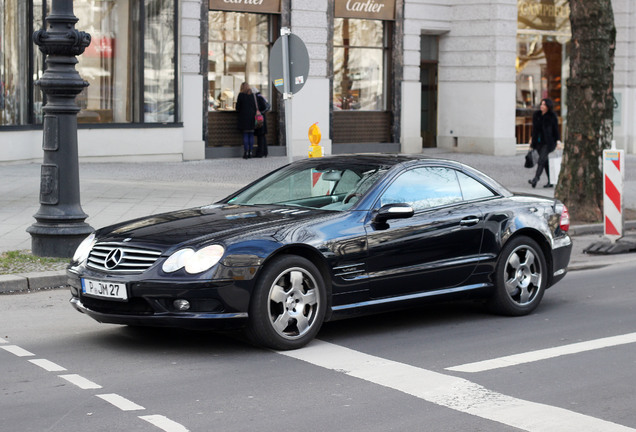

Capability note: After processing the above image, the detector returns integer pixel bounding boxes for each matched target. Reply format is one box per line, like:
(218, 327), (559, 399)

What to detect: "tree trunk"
(555, 0), (615, 222)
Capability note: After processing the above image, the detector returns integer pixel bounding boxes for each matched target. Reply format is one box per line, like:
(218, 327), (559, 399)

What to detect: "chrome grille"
(87, 243), (162, 273)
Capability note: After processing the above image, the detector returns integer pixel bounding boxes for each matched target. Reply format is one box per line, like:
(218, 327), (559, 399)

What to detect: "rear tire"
(246, 255), (326, 350)
(488, 236), (547, 316)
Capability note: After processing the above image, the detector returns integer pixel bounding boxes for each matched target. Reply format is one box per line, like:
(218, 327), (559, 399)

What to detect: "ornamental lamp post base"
(27, 221), (93, 258)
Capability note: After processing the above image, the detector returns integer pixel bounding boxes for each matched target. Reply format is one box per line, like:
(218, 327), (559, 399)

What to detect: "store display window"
(516, 0), (570, 143)
(208, 11), (271, 111)
(333, 18), (387, 111)
(0, 0), (178, 127)
(0, 0), (39, 126)
(75, 0), (177, 124)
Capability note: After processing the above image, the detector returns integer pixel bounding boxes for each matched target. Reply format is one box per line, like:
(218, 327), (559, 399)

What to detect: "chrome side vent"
(87, 243), (162, 273)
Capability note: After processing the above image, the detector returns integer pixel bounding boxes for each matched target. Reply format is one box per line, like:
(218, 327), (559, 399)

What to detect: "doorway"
(420, 35), (438, 148)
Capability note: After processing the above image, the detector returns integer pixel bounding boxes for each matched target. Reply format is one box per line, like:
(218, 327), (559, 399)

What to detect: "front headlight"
(162, 245), (225, 274)
(72, 233), (96, 263)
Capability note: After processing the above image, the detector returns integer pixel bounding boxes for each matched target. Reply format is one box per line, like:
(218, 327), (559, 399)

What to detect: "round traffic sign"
(269, 33), (310, 95)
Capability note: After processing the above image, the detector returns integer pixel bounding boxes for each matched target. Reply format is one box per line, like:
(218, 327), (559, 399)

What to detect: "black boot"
(243, 151), (248, 159)
(528, 178), (538, 188)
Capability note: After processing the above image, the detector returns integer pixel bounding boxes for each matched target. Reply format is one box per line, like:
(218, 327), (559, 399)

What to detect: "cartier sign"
(335, 0), (395, 21)
(517, 0), (570, 33)
(209, 0), (281, 14)
(518, 0), (569, 19)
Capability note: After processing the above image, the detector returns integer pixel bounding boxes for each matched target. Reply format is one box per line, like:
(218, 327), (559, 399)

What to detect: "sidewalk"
(1, 149), (635, 293)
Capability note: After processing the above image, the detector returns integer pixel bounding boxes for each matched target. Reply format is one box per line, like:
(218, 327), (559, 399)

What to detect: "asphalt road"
(1, 264), (635, 432)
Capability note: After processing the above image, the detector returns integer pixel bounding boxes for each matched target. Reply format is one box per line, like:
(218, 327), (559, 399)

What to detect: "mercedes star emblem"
(104, 248), (124, 270)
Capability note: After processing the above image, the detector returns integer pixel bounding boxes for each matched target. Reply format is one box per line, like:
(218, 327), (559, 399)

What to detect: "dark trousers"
(533, 145), (551, 183)
(255, 134), (268, 157)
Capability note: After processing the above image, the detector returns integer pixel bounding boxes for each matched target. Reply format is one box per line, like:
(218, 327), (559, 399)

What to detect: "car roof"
(296, 153), (428, 165)
(293, 154), (511, 197)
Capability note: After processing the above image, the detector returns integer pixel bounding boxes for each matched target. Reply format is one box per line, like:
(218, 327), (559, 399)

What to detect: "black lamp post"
(27, 0), (93, 257)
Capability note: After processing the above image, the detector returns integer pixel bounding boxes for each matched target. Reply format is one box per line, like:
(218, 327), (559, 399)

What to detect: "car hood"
(94, 204), (333, 249)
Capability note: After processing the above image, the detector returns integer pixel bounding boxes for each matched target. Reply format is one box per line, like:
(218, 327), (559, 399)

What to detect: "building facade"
(1, 0), (635, 163)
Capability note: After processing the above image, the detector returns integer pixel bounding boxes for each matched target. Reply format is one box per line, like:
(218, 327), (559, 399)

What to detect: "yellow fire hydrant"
(308, 122), (323, 158)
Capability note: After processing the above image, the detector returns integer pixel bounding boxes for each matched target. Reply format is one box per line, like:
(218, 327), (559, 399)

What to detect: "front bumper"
(67, 269), (252, 330)
(70, 297), (248, 330)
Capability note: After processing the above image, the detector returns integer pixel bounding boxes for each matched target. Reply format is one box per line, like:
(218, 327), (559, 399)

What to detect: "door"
(421, 35), (439, 148)
(365, 166), (485, 299)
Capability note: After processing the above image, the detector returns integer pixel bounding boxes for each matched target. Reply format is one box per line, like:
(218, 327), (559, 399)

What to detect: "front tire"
(488, 236), (547, 316)
(246, 255), (326, 350)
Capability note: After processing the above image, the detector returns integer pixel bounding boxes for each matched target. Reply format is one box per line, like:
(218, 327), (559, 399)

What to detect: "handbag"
(253, 93), (264, 129)
(524, 149), (538, 168)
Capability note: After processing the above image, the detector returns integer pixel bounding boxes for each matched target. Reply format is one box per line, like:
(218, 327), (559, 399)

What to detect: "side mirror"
(373, 203), (414, 224)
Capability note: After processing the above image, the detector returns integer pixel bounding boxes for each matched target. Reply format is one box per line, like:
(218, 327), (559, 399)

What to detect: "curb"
(568, 220), (636, 236)
(1, 222), (635, 295)
(0, 270), (67, 294)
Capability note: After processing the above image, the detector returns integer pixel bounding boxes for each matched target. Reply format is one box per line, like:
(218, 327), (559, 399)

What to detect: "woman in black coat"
(235, 82), (257, 159)
(529, 98), (561, 188)
(253, 88), (270, 157)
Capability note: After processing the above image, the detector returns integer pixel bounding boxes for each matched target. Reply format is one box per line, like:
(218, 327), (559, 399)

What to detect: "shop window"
(0, 0), (177, 127)
(333, 18), (387, 111)
(74, 0), (177, 124)
(208, 11), (270, 111)
(33, 1), (45, 124)
(0, 0), (32, 126)
(143, 0), (176, 123)
(516, 0), (570, 144)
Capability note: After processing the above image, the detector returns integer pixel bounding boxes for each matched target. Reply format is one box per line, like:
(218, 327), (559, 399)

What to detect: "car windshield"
(227, 161), (389, 210)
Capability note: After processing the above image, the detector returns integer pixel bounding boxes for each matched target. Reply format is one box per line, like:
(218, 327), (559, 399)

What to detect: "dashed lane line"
(280, 339), (636, 432)
(59, 374), (103, 390)
(29, 358), (67, 372)
(446, 332), (636, 373)
(139, 415), (191, 432)
(98, 393), (145, 411)
(1, 344), (34, 357)
(1, 341), (189, 431)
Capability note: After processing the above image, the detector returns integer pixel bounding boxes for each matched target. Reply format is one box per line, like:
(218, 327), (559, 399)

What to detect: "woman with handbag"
(528, 98), (562, 188)
(236, 82), (257, 159)
(252, 88), (270, 158)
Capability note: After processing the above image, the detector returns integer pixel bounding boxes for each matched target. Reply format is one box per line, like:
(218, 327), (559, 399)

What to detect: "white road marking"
(29, 358), (67, 372)
(1, 345), (34, 357)
(97, 393), (145, 411)
(1, 338), (188, 431)
(139, 415), (190, 432)
(447, 332), (636, 373)
(59, 374), (102, 390)
(280, 340), (636, 432)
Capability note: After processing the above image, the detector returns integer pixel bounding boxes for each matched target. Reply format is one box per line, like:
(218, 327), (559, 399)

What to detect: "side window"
(457, 171), (495, 201)
(380, 167), (463, 211)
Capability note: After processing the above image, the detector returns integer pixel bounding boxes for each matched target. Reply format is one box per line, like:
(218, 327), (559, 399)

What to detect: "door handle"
(460, 217), (480, 226)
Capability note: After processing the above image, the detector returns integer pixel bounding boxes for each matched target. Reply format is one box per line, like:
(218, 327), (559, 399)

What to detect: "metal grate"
(87, 243), (162, 273)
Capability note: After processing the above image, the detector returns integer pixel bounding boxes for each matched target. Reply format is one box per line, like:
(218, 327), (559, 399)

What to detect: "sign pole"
(280, 27), (293, 163)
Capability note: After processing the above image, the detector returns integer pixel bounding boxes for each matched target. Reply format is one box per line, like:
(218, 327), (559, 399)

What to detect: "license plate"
(81, 278), (128, 301)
